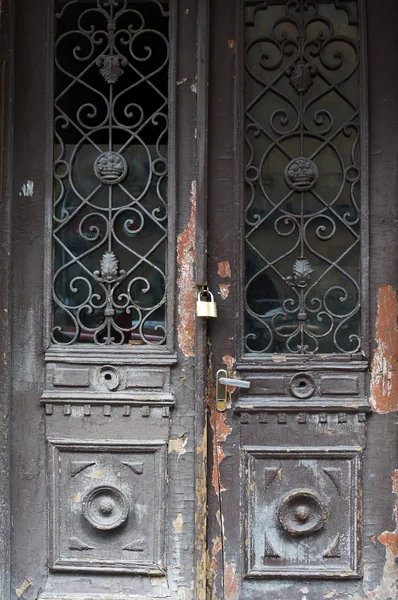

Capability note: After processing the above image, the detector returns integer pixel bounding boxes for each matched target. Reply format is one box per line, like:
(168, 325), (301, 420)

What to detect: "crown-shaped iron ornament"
(285, 157), (318, 192)
(94, 151), (128, 185)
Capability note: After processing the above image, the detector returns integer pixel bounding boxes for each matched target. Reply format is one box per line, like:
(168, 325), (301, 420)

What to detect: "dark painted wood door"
(1, 1), (398, 599)
(206, 1), (398, 599)
(3, 1), (204, 599)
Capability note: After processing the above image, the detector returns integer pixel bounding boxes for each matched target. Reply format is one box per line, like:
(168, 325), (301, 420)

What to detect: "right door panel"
(207, 1), (398, 598)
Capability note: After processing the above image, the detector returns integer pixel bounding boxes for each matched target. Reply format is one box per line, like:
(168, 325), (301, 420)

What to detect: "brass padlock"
(196, 290), (218, 318)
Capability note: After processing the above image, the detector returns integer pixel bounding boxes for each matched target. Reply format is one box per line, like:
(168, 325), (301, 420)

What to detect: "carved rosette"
(82, 485), (129, 531)
(278, 489), (328, 537)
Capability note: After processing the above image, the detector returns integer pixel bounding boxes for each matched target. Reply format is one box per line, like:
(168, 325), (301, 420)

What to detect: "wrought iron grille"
(53, 0), (169, 345)
(244, 0), (361, 354)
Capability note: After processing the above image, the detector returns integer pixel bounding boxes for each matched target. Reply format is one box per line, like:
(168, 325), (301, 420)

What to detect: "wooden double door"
(0, 1), (397, 599)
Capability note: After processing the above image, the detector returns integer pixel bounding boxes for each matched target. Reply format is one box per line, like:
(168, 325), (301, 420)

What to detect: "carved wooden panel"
(244, 446), (362, 578)
(48, 439), (166, 574)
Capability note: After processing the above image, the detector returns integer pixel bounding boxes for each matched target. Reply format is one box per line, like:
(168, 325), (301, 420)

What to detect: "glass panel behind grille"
(244, 0), (361, 354)
(53, 0), (169, 346)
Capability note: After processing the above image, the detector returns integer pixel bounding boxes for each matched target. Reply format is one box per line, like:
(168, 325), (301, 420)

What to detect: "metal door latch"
(216, 369), (250, 412)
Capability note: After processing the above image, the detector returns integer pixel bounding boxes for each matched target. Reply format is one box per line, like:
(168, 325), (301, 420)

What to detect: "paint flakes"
(228, 39), (236, 52)
(73, 492), (81, 503)
(218, 283), (230, 301)
(222, 354), (236, 373)
(173, 512), (184, 533)
(19, 180), (34, 197)
(217, 261), (231, 279)
(168, 433), (188, 455)
(16, 579), (31, 598)
(370, 285), (398, 413)
(224, 562), (239, 600)
(177, 78), (187, 86)
(177, 181), (196, 357)
(272, 354), (287, 363)
(88, 469), (103, 479)
(323, 591), (338, 599)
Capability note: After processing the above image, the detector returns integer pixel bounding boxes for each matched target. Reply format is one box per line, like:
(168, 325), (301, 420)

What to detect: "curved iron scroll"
(53, 0), (169, 345)
(244, 0), (361, 354)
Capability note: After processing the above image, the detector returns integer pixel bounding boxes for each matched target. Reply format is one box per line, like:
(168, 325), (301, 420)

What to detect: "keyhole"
(104, 373), (112, 381)
(298, 380), (307, 388)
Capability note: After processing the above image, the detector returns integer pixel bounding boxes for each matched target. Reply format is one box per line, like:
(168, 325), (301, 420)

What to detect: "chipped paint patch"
(195, 422), (207, 600)
(177, 181), (197, 357)
(370, 286), (398, 413)
(224, 562), (239, 600)
(177, 78), (187, 86)
(168, 432), (188, 455)
(217, 261), (231, 279)
(272, 354), (287, 363)
(208, 534), (223, 600)
(375, 470), (398, 599)
(19, 180), (34, 197)
(336, 471), (398, 600)
(88, 469), (103, 479)
(16, 579), (31, 598)
(218, 283), (230, 301)
(173, 512), (184, 534)
(222, 354), (236, 373)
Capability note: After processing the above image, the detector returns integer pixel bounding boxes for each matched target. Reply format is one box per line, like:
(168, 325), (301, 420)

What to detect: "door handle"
(216, 369), (250, 412)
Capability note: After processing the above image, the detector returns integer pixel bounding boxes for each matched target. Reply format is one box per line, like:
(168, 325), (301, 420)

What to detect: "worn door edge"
(0, 0), (13, 596)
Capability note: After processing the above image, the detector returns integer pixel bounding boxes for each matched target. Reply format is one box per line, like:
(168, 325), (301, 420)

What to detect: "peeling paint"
(19, 180), (34, 197)
(370, 285), (398, 413)
(173, 512), (184, 534)
(168, 433), (188, 455)
(195, 422), (207, 600)
(88, 469), (103, 479)
(222, 354), (236, 373)
(217, 261), (231, 279)
(375, 470), (398, 599)
(177, 78), (187, 86)
(328, 471), (398, 600)
(224, 561), (239, 600)
(218, 283), (230, 301)
(177, 181), (197, 357)
(272, 354), (287, 363)
(16, 579), (31, 598)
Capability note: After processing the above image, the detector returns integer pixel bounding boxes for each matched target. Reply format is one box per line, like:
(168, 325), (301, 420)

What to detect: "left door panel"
(10, 1), (200, 598)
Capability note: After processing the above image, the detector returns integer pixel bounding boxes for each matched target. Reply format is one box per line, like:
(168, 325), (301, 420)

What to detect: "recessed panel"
(49, 440), (166, 573)
(244, 447), (361, 578)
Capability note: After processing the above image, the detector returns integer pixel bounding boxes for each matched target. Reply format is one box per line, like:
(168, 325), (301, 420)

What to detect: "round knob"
(82, 485), (129, 531)
(278, 489), (328, 537)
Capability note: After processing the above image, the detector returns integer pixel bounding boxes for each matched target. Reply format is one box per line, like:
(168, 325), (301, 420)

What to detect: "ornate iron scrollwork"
(53, 0), (169, 345)
(244, 0), (361, 354)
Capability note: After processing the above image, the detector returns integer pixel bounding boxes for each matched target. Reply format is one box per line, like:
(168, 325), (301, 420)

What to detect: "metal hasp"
(216, 369), (251, 412)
